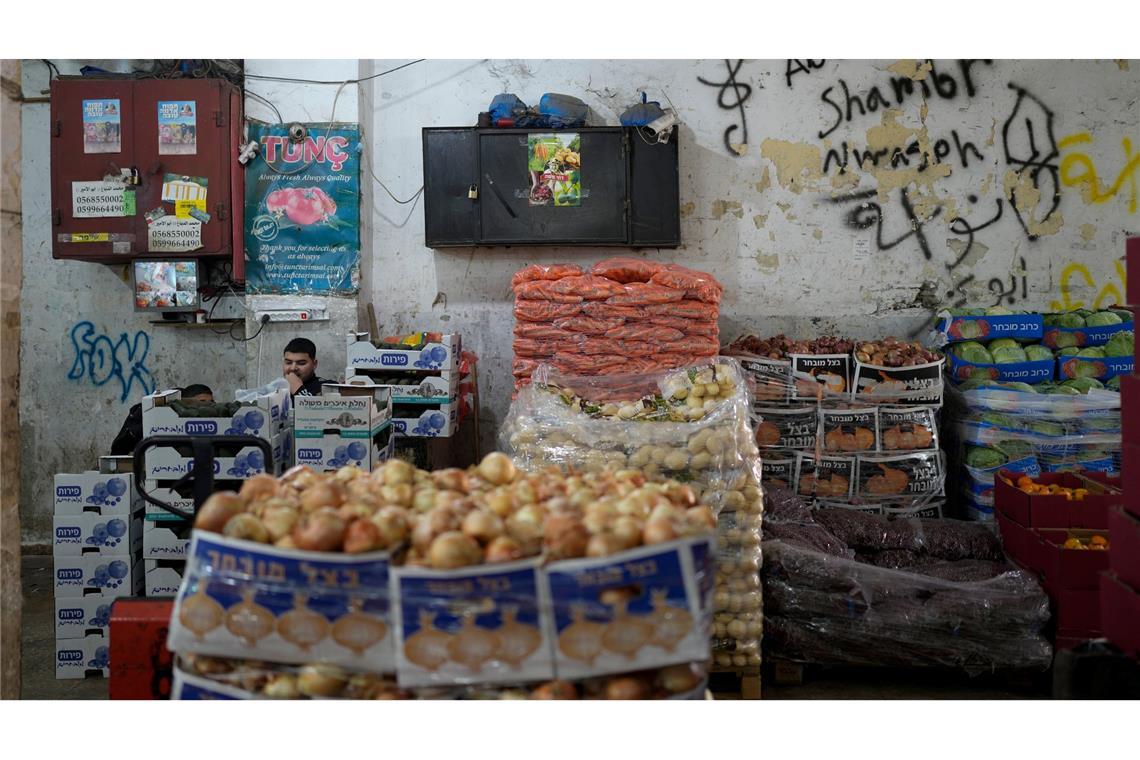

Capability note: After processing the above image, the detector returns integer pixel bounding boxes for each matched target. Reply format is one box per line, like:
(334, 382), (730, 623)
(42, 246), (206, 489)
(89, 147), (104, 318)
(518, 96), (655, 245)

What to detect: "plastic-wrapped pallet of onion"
(500, 359), (760, 513)
(169, 453), (717, 698)
(711, 470), (763, 671)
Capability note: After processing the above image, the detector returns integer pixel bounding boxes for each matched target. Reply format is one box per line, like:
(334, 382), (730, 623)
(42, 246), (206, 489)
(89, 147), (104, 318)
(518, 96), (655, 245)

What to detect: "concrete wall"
(365, 59), (1138, 453)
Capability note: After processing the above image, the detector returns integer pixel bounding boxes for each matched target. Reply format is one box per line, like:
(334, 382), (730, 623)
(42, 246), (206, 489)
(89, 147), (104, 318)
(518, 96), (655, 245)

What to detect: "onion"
(261, 505), (299, 543)
(543, 514), (589, 560)
(280, 465), (318, 490)
(413, 506), (461, 552)
(462, 509), (504, 544)
(530, 681), (579, 700)
(238, 474), (279, 505)
(642, 518), (678, 545)
(274, 535), (297, 549)
(485, 535), (525, 563)
(604, 676), (649, 700)
(338, 501), (374, 522)
(380, 483), (413, 508)
(511, 480), (537, 507)
(223, 513), (270, 543)
(292, 509), (347, 552)
(333, 465), (366, 484)
(411, 487), (437, 512)
(485, 488), (514, 518)
(685, 506), (717, 531)
(658, 663), (703, 694)
(428, 531), (483, 569)
(433, 490), (466, 511)
(586, 532), (627, 557)
(477, 452), (517, 486)
(506, 505), (546, 546)
(432, 468), (470, 493)
(380, 459), (415, 486)
(297, 664), (348, 697)
(299, 480), (345, 513)
(727, 619), (748, 639)
(611, 516), (643, 549)
(263, 673), (299, 699)
(344, 518), (384, 554)
(370, 506), (410, 548)
(345, 478), (382, 508)
(648, 503), (684, 524)
(195, 492), (245, 533)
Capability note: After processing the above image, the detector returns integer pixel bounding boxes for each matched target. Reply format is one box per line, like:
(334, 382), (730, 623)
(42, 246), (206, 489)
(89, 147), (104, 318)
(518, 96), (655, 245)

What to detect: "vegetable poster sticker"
(158, 101), (197, 155)
(244, 123), (360, 295)
(528, 133), (581, 207)
(83, 99), (121, 154)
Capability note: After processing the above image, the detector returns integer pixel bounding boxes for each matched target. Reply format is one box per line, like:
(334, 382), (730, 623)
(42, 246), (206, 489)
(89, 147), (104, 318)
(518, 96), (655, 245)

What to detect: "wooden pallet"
(708, 666), (762, 700)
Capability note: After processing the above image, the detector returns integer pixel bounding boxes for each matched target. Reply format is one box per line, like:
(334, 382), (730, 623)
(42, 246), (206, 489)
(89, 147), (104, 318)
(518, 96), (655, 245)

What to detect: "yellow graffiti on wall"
(1058, 132), (1140, 213)
(1050, 258), (1126, 313)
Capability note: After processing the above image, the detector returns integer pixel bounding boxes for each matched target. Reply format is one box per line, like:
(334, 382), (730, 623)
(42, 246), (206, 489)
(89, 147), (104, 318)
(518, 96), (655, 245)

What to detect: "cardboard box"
(142, 386), (290, 439)
(1100, 571), (1140, 657)
(946, 351), (1055, 384)
(143, 429), (291, 480)
(55, 634), (109, 680)
(142, 481), (198, 521)
(1122, 373), (1140, 447)
(994, 470), (1118, 529)
(144, 559), (185, 597)
(143, 520), (193, 560)
(1055, 589), (1101, 635)
(167, 533), (395, 671)
(1108, 506), (1140, 589)
(54, 555), (143, 599)
(1043, 319), (1133, 350)
(172, 663), (252, 700)
(346, 331), (461, 375)
(391, 401), (459, 438)
(294, 425), (394, 472)
(99, 455), (134, 474)
(53, 472), (139, 516)
(52, 510), (143, 557)
(55, 596), (115, 639)
(935, 312), (1044, 344)
(996, 509), (1042, 572)
(1056, 355), (1133, 382)
(1037, 529), (1111, 593)
(293, 384), (391, 429)
(343, 370), (459, 403)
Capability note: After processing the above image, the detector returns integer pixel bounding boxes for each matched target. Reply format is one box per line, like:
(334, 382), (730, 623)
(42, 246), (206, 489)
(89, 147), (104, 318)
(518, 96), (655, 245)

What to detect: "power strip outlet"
(253, 309), (328, 323)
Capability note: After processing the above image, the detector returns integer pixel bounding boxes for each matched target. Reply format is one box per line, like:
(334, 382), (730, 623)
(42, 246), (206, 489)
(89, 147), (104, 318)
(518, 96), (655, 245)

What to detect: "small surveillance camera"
(644, 111), (679, 143)
(287, 123), (307, 143)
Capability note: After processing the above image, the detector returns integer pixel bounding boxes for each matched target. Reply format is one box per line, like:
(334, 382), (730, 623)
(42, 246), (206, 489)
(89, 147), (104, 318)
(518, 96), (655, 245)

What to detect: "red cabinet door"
(50, 78), (139, 259)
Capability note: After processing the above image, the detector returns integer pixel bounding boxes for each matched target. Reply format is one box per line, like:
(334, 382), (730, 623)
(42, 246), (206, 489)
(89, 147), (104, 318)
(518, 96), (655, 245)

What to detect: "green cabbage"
(980, 412), (1016, 428)
(958, 377), (1000, 392)
(1061, 377), (1105, 393)
(952, 341), (994, 364)
(999, 381), (1037, 393)
(1077, 347), (1106, 358)
(1025, 344), (1054, 362)
(1029, 420), (1065, 436)
(1105, 331), (1134, 357)
(1108, 376), (1121, 391)
(1086, 311), (1123, 327)
(1057, 347), (1081, 357)
(992, 345), (1029, 364)
(1107, 307), (1132, 324)
(997, 440), (1034, 459)
(988, 338), (1020, 352)
(1044, 384), (1082, 396)
(966, 446), (1007, 469)
(1045, 312), (1086, 328)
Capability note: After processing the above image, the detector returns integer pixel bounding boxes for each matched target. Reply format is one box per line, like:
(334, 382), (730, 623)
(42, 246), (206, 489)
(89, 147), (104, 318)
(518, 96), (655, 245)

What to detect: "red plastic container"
(1037, 529), (1111, 594)
(1055, 589), (1102, 634)
(1109, 506), (1140, 589)
(108, 598), (174, 700)
(1100, 572), (1140, 657)
(995, 509), (1043, 573)
(994, 470), (1118, 529)
(1124, 443), (1140, 518)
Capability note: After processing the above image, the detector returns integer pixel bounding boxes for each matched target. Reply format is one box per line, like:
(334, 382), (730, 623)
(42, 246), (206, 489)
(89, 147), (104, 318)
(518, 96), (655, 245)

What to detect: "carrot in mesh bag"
(552, 315), (625, 335)
(662, 335), (721, 356)
(514, 280), (586, 303)
(513, 323), (578, 341)
(650, 264), (724, 304)
(684, 322), (720, 338)
(514, 299), (582, 322)
(646, 315), (714, 332)
(582, 301), (648, 320)
(588, 256), (666, 284)
(510, 263), (583, 288)
(513, 358), (540, 377)
(605, 281), (685, 306)
(547, 275), (627, 300)
(513, 338), (564, 359)
(646, 299), (719, 321)
(553, 351), (628, 374)
(604, 323), (685, 343)
(576, 339), (657, 356)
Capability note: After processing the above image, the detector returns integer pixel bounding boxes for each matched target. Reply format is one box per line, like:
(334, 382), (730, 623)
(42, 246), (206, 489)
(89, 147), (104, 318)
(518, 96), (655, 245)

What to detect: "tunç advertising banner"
(244, 123), (361, 295)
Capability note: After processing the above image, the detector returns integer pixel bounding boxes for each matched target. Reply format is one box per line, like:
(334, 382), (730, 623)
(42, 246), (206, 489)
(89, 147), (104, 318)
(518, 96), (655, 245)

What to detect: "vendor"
(283, 338), (330, 397)
(111, 384), (213, 456)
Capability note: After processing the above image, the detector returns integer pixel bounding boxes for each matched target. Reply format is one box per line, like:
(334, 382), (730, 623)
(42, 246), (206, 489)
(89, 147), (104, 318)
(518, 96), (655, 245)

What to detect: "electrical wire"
(245, 89), (284, 123)
(41, 60), (60, 80)
(361, 146), (424, 204)
(244, 59), (424, 85)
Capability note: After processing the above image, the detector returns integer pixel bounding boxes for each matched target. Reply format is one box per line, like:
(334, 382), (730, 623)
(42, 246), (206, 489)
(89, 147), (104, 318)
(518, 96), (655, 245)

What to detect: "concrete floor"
(19, 553), (1046, 700)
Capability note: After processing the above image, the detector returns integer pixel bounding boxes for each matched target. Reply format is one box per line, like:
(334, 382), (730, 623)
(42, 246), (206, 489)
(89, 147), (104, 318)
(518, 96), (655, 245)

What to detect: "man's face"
(283, 352), (317, 382)
(188, 392), (213, 402)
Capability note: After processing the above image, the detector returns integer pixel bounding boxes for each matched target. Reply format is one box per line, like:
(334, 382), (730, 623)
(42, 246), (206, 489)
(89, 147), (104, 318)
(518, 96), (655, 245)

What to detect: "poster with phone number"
(244, 123), (360, 295)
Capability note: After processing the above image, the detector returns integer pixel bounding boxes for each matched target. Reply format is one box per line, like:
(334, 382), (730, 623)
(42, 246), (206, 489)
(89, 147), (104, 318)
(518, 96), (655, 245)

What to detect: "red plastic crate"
(1055, 589), (1102, 634)
(1100, 572), (1140, 657)
(995, 470), (1117, 529)
(1055, 631), (1099, 650)
(1127, 236), (1140, 304)
(108, 597), (174, 700)
(1037, 529), (1111, 594)
(1122, 374), (1140, 447)
(1109, 506), (1140, 589)
(1124, 443), (1140, 517)
(996, 509), (1044, 573)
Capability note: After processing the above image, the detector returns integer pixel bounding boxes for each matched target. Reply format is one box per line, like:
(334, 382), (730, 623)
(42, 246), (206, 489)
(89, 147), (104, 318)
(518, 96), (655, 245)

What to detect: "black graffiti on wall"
(829, 187), (941, 260)
(1001, 83), (1062, 240)
(697, 59), (752, 156)
(786, 59), (826, 88)
(823, 130), (985, 175)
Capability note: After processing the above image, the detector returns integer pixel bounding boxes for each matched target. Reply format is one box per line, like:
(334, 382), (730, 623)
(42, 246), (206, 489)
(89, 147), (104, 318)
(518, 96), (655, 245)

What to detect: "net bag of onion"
(166, 455), (718, 697)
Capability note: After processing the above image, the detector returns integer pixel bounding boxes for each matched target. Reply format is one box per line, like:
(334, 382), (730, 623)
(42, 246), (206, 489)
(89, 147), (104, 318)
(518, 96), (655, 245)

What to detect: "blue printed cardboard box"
(293, 423), (394, 472)
(346, 331), (461, 375)
(946, 351), (1055, 384)
(55, 634), (109, 680)
(541, 536), (714, 681)
(53, 509), (143, 558)
(55, 597), (116, 640)
(934, 312), (1044, 345)
(167, 532), (395, 672)
(171, 662), (249, 699)
(1057, 355), (1134, 382)
(53, 472), (139, 516)
(1042, 319), (1132, 349)
(391, 558), (553, 687)
(142, 386), (290, 440)
(54, 555), (143, 599)
(144, 429), (291, 480)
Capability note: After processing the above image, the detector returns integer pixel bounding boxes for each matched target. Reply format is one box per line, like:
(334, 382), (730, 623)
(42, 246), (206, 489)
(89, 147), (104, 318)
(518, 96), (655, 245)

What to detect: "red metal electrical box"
(50, 76), (243, 276)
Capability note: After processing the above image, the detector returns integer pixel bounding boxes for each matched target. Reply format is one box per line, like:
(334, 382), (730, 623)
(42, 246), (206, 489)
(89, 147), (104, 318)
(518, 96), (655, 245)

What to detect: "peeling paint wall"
(366, 59), (1137, 454)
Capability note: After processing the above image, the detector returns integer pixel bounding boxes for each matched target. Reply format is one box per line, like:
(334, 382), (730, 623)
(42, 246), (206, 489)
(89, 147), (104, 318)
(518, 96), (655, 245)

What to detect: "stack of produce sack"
(499, 359), (764, 674)
(723, 333), (946, 516)
(761, 487), (1053, 672)
(165, 454), (716, 699)
(935, 307), (1131, 521)
(511, 258), (722, 389)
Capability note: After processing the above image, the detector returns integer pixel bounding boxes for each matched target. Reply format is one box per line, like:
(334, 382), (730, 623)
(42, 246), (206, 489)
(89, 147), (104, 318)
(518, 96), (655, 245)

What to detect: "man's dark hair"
(284, 338), (317, 360)
(181, 384), (213, 398)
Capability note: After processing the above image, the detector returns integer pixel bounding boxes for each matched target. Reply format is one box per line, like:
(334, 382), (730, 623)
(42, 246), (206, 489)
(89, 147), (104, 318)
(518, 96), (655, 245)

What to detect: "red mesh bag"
(513, 358), (540, 377)
(604, 324), (684, 343)
(646, 315), (697, 331)
(514, 338), (561, 359)
(588, 257), (666, 284)
(582, 302), (648, 320)
(510, 263), (583, 288)
(663, 336), (721, 356)
(605, 282), (685, 306)
(547, 275), (627, 300)
(656, 354), (697, 369)
(650, 265), (724, 304)
(514, 281), (586, 303)
(514, 300), (582, 321)
(513, 323), (578, 341)
(646, 299), (719, 321)
(576, 339), (656, 356)
(553, 352), (627, 374)
(552, 315), (625, 335)
(685, 322), (720, 338)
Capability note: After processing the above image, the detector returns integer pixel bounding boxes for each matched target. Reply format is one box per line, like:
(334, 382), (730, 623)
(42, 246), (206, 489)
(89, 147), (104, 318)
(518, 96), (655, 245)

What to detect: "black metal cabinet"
(422, 127), (679, 248)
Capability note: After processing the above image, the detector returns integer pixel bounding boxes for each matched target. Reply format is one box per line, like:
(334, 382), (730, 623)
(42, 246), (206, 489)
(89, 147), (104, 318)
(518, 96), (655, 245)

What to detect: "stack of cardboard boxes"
(293, 384), (393, 472)
(52, 463), (143, 679)
(1108, 236), (1140, 655)
(139, 386), (293, 595)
